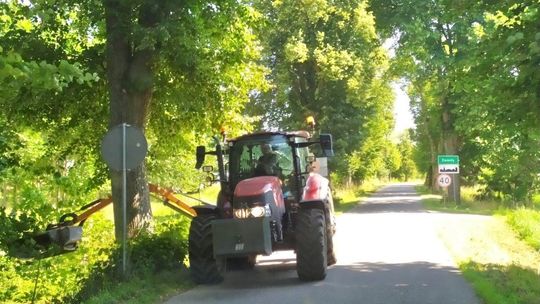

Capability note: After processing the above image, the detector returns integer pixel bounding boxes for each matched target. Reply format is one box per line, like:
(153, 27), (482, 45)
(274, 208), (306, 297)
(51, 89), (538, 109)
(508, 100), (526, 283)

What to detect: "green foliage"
(506, 209), (540, 250)
(394, 132), (417, 180)
(250, 0), (395, 184)
(128, 216), (189, 274)
(0, 211), (190, 304)
(451, 0), (540, 202)
(372, 0), (540, 201)
(0, 0), (269, 243)
(82, 270), (193, 304)
(0, 214), (116, 304)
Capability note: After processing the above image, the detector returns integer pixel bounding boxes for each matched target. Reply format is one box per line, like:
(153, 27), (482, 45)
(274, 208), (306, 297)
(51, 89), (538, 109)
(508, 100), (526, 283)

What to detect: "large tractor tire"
(296, 208), (327, 281)
(188, 215), (225, 284)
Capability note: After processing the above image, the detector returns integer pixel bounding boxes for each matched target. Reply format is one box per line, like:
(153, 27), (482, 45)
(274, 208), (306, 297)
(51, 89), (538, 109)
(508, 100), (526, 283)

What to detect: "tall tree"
(251, 0), (395, 183)
(0, 0), (267, 244)
(371, 0), (488, 201)
(452, 0), (540, 202)
(372, 0), (540, 202)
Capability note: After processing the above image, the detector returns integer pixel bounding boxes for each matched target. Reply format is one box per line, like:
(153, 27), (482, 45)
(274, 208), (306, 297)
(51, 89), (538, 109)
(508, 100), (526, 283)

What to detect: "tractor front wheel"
(188, 215), (225, 284)
(296, 208), (327, 281)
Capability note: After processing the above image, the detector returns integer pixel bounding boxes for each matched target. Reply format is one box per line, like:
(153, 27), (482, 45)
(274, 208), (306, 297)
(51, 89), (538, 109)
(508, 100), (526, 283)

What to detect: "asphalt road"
(164, 183), (479, 304)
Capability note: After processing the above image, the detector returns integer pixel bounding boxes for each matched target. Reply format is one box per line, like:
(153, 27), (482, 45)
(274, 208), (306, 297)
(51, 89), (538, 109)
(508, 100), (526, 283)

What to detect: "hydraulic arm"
(9, 183), (203, 258)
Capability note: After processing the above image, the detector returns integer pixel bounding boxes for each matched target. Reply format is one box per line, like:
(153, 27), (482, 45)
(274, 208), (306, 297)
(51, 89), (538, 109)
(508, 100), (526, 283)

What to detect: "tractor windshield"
(228, 135), (293, 188)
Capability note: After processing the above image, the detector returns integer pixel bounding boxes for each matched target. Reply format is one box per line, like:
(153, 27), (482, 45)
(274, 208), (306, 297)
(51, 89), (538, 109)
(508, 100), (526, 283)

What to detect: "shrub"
(0, 209), (190, 304)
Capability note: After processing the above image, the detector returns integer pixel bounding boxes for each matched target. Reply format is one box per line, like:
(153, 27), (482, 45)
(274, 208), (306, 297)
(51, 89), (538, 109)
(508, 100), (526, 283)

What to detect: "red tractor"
(190, 130), (336, 283)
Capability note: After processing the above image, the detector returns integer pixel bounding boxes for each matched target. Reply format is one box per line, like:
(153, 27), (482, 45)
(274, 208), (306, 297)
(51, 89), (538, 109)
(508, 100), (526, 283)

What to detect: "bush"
(0, 209), (190, 304)
(129, 216), (189, 274)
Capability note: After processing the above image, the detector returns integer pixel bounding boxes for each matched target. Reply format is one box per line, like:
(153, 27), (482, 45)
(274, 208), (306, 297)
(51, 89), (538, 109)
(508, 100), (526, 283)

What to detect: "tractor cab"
(228, 132), (310, 200)
(196, 131), (333, 210)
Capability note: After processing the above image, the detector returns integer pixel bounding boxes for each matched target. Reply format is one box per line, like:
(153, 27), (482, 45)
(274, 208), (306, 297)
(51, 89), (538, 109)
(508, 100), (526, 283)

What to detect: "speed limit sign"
(437, 174), (452, 187)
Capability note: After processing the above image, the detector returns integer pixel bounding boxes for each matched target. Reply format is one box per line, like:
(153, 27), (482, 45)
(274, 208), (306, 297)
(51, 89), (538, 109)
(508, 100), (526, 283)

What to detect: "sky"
(391, 81), (415, 139)
(383, 37), (416, 139)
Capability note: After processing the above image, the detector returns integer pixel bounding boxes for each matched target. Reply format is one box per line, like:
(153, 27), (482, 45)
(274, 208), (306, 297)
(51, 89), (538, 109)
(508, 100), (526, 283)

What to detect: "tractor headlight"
(234, 205), (271, 218)
(234, 208), (250, 219)
(250, 206), (266, 217)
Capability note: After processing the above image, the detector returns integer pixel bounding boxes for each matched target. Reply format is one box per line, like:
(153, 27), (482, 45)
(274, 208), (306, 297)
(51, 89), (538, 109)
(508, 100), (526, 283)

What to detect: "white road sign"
(438, 164), (459, 174)
(437, 174), (452, 188)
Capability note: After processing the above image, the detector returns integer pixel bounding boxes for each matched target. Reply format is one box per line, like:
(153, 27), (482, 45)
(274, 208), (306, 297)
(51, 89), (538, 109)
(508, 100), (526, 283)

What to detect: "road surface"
(165, 183), (479, 304)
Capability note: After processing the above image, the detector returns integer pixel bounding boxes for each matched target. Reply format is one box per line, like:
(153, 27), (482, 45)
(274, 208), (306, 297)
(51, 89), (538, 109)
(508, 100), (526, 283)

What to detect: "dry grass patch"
(432, 213), (540, 304)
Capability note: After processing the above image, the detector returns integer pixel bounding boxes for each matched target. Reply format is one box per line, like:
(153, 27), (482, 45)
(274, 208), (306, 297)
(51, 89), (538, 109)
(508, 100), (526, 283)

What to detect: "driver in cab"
(255, 144), (279, 176)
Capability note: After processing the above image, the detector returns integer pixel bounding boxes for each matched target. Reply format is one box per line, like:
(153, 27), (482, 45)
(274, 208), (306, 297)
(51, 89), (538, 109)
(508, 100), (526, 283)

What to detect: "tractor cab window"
(229, 135), (293, 187)
(297, 145), (310, 174)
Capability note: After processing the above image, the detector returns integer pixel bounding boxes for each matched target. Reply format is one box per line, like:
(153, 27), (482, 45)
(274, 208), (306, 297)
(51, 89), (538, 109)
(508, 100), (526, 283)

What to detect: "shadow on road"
(164, 184), (481, 304)
(167, 260), (478, 304)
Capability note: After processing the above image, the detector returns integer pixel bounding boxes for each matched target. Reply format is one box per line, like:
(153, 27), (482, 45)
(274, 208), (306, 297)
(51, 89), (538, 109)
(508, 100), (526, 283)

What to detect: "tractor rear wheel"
(296, 208), (327, 281)
(188, 214), (225, 284)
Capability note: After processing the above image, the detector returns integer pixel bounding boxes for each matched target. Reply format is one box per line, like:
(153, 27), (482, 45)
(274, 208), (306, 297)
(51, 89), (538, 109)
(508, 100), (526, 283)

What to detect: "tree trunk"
(104, 0), (156, 243)
(441, 95), (461, 204)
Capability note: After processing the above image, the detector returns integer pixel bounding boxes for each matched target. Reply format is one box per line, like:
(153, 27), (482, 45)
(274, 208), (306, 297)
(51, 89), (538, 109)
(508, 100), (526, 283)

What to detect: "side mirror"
(195, 146), (206, 169)
(319, 134), (334, 157)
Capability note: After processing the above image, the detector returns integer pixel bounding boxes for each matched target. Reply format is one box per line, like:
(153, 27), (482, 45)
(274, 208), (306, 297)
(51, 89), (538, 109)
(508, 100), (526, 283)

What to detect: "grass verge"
(505, 208), (540, 250)
(416, 185), (499, 215)
(83, 269), (194, 304)
(418, 186), (540, 304)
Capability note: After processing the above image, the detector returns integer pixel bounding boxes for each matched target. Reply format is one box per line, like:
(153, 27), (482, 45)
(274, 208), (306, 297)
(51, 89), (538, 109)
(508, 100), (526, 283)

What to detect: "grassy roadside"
(416, 185), (500, 215)
(417, 185), (540, 304)
(83, 270), (193, 304)
(81, 181), (394, 303)
(79, 188), (215, 304)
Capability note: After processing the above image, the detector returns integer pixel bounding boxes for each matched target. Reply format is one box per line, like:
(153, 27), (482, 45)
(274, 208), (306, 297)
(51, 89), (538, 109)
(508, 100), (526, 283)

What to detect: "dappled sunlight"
(178, 260), (477, 304)
(164, 184), (481, 304)
(434, 214), (540, 271)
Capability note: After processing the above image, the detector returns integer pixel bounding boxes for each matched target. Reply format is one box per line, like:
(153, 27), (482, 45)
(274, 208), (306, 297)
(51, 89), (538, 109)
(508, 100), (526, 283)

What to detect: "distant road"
(164, 183), (479, 304)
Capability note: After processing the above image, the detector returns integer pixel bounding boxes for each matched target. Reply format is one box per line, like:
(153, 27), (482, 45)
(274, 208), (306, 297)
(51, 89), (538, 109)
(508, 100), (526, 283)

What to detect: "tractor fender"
(298, 199), (326, 210)
(193, 205), (219, 216)
(299, 173), (332, 211)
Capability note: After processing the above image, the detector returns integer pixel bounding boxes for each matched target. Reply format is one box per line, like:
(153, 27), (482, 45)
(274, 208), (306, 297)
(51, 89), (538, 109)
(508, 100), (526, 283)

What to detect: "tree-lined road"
(165, 183), (479, 304)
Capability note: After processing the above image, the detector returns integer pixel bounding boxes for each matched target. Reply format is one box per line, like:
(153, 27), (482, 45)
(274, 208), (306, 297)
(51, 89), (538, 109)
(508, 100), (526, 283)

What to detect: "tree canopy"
(3, 0), (536, 235)
(371, 0), (540, 202)
(250, 0), (396, 182)
(3, 0), (540, 301)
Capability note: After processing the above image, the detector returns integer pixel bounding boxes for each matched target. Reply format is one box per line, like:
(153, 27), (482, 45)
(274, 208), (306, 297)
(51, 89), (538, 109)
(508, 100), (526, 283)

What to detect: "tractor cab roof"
(228, 130), (311, 142)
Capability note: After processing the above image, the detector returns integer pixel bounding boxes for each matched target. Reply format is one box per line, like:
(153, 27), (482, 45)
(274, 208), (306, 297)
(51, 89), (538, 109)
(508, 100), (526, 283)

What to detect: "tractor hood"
(234, 176), (281, 197)
(233, 176), (285, 209)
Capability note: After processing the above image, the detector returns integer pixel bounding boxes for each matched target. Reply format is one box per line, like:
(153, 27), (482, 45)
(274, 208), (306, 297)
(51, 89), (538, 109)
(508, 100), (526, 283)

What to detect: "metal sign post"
(121, 123), (127, 275)
(101, 123), (148, 277)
